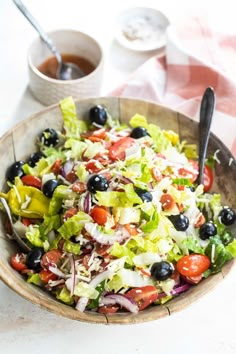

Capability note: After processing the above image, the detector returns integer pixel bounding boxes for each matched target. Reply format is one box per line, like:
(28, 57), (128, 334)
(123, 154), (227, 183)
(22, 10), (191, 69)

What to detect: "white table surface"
(0, 1), (236, 353)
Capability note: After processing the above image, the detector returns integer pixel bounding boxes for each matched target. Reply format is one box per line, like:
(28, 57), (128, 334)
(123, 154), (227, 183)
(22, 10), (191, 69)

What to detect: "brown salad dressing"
(37, 54), (95, 80)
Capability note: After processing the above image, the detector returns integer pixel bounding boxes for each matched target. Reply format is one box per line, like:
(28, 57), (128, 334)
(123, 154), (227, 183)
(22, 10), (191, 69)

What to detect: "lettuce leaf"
(129, 114), (148, 128)
(60, 97), (88, 138)
(58, 211), (92, 238)
(63, 240), (81, 255)
(95, 184), (142, 208)
(56, 286), (74, 305)
(205, 235), (233, 274)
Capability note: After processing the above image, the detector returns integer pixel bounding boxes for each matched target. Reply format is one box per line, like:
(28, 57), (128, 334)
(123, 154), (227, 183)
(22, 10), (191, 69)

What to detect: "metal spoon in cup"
(198, 87), (216, 185)
(13, 0), (85, 80)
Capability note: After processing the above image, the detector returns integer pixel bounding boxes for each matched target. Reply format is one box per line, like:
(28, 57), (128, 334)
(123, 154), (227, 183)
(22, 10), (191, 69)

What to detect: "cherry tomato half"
(51, 159), (62, 175)
(39, 269), (58, 283)
(109, 137), (135, 161)
(21, 175), (42, 189)
(90, 206), (110, 226)
(41, 249), (63, 269)
(125, 285), (158, 311)
(176, 254), (210, 277)
(11, 253), (27, 271)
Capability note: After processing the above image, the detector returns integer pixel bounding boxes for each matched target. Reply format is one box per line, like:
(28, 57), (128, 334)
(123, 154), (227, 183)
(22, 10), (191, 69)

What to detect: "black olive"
(199, 221), (217, 240)
(26, 247), (44, 271)
(89, 105), (107, 126)
(130, 127), (150, 139)
(87, 174), (109, 193)
(27, 152), (44, 167)
(39, 128), (59, 147)
(151, 261), (174, 281)
(219, 207), (236, 226)
(168, 214), (189, 231)
(42, 179), (58, 198)
(6, 160), (25, 183)
(135, 189), (153, 203)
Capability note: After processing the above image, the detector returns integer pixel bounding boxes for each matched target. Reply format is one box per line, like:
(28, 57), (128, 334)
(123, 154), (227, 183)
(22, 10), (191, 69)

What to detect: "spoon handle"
(198, 87), (215, 185)
(0, 197), (31, 252)
(12, 0), (61, 64)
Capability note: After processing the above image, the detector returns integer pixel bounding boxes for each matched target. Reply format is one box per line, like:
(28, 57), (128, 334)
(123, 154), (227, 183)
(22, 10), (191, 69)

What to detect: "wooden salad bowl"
(0, 97), (235, 324)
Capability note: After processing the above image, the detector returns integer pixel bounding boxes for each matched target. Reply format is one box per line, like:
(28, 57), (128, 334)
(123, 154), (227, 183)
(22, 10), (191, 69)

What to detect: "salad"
(2, 97), (236, 314)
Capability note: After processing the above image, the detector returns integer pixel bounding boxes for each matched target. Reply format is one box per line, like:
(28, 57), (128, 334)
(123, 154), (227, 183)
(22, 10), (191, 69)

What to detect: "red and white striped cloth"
(111, 17), (236, 157)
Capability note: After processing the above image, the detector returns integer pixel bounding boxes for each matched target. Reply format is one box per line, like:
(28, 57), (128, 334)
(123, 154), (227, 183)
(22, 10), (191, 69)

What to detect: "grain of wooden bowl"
(0, 97), (235, 324)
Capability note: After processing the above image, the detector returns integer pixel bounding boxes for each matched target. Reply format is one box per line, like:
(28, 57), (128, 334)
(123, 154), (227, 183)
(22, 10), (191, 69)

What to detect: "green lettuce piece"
(74, 282), (99, 299)
(39, 215), (61, 235)
(141, 210), (159, 233)
(26, 225), (49, 250)
(87, 281), (106, 309)
(75, 164), (88, 182)
(129, 114), (148, 128)
(110, 242), (135, 266)
(172, 178), (192, 186)
(58, 211), (92, 238)
(56, 286), (74, 305)
(60, 97), (87, 138)
(107, 269), (152, 292)
(147, 124), (171, 152)
(209, 194), (222, 220)
(63, 240), (81, 255)
(27, 273), (43, 286)
(95, 184), (142, 208)
(48, 185), (74, 215)
(205, 235), (233, 274)
(225, 239), (236, 257)
(64, 138), (87, 159)
(181, 237), (204, 255)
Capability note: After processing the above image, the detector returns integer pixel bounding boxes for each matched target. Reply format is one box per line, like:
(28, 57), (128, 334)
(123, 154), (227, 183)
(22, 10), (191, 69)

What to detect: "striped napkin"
(111, 17), (236, 157)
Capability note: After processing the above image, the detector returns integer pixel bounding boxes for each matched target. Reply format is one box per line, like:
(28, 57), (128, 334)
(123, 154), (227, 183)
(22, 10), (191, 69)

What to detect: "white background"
(0, 1), (236, 353)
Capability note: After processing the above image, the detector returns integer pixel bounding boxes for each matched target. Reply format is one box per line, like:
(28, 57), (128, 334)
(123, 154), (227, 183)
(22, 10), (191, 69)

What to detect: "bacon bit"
(124, 224), (138, 236)
(72, 182), (87, 193)
(82, 254), (91, 270)
(95, 244), (111, 257)
(152, 166), (162, 182)
(194, 213), (205, 228)
(66, 170), (78, 183)
(176, 185), (185, 191)
(63, 207), (78, 220)
(51, 159), (62, 175)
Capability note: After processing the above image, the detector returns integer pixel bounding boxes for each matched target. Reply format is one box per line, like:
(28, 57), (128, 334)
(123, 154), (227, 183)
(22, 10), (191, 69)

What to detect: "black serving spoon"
(198, 87), (216, 185)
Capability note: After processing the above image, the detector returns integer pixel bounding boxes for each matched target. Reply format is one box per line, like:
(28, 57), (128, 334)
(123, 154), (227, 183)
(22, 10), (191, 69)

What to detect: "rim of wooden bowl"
(0, 96), (235, 324)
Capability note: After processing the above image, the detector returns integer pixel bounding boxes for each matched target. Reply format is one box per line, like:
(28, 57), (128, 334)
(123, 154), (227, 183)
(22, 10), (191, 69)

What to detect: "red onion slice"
(100, 294), (139, 313)
(158, 282), (191, 299)
(84, 192), (92, 214)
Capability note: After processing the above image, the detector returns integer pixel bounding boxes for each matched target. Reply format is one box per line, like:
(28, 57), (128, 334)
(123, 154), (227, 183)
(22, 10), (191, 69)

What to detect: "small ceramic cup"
(28, 29), (104, 106)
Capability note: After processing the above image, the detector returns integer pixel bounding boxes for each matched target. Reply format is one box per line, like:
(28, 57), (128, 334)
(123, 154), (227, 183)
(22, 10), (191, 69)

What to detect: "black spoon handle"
(198, 87), (215, 185)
